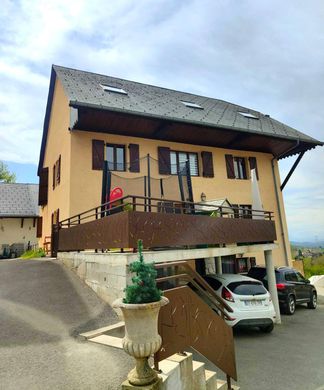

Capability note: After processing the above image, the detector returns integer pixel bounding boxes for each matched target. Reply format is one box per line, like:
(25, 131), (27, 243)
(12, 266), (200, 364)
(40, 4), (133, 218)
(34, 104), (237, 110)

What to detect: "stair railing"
(154, 261), (237, 389)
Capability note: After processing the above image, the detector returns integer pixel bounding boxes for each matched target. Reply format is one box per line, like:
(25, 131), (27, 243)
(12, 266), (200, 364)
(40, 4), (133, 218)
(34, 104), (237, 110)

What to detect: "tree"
(0, 162), (16, 183)
(123, 240), (162, 304)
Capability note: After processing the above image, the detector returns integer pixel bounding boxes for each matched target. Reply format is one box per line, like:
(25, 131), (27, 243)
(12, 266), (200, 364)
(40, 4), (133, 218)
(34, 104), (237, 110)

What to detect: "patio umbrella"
(251, 168), (264, 219)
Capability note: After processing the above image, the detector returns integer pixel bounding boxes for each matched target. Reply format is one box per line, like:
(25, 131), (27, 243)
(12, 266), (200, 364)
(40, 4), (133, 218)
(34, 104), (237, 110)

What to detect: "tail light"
(276, 283), (285, 290)
(222, 287), (235, 302)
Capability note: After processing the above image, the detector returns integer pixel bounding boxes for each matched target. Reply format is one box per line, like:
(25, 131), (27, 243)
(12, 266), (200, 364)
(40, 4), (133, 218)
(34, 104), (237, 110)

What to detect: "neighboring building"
(37, 65), (322, 268)
(0, 183), (40, 257)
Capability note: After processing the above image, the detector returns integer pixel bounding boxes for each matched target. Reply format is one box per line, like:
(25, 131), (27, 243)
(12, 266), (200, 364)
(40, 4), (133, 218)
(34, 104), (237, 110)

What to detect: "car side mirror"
(305, 279), (310, 284)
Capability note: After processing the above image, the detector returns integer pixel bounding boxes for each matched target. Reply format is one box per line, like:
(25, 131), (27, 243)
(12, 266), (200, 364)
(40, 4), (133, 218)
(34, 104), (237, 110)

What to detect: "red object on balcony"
(107, 187), (123, 208)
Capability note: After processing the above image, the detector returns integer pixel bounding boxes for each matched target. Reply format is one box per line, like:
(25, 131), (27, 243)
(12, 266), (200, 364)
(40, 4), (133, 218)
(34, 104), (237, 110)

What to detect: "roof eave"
(37, 66), (57, 175)
(69, 100), (323, 150)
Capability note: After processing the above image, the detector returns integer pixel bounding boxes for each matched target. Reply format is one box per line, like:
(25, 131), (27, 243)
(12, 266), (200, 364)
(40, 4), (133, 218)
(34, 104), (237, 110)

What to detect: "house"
(38, 65), (322, 269)
(0, 183), (40, 257)
(37, 65), (322, 387)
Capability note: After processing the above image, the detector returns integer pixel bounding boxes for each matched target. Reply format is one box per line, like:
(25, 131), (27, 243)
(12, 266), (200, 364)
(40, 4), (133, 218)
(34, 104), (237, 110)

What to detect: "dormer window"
(181, 101), (203, 109)
(100, 84), (128, 95)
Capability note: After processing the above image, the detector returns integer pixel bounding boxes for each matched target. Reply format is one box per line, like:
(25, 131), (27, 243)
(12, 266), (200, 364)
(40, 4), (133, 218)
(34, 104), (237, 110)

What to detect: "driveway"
(195, 300), (324, 390)
(0, 259), (133, 390)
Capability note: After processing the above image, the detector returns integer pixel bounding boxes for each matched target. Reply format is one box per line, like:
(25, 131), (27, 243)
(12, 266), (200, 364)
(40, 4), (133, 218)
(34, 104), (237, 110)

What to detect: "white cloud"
(0, 0), (323, 241)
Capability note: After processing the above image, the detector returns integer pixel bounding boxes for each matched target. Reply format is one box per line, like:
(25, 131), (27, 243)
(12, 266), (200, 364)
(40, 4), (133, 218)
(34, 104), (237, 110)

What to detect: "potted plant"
(113, 240), (169, 386)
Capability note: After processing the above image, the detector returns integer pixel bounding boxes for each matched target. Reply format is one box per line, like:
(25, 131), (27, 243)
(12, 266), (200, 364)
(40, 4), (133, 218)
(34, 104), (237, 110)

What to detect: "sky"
(0, 0), (323, 243)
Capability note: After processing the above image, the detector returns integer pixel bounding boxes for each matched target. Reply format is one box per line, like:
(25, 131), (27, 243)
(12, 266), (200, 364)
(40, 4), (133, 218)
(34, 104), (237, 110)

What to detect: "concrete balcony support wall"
(58, 243), (277, 307)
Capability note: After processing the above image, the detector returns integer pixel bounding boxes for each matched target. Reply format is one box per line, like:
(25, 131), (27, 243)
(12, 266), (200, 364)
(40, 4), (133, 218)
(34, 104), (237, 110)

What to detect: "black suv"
(247, 266), (317, 315)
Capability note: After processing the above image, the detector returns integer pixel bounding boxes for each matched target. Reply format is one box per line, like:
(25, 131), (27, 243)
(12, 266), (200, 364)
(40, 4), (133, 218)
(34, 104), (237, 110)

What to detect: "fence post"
(147, 154), (151, 212)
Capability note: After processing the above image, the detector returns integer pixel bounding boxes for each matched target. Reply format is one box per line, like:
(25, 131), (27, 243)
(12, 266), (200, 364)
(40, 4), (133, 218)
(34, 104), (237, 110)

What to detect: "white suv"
(204, 273), (276, 333)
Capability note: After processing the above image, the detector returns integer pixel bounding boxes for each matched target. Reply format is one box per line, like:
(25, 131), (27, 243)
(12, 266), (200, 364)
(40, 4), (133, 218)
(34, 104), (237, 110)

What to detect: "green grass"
(20, 248), (46, 259)
(303, 255), (324, 279)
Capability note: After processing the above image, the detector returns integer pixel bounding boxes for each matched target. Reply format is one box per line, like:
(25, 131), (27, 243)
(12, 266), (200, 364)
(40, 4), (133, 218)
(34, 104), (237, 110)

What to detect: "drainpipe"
(271, 140), (300, 266)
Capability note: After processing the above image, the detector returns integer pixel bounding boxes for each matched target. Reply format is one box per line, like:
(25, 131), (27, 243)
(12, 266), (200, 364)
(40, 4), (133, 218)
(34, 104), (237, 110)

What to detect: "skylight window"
(238, 112), (259, 119)
(181, 101), (203, 109)
(100, 84), (128, 95)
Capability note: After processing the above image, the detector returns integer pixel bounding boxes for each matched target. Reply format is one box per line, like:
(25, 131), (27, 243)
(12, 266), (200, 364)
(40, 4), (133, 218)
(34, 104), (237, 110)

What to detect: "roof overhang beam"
(280, 151), (305, 191)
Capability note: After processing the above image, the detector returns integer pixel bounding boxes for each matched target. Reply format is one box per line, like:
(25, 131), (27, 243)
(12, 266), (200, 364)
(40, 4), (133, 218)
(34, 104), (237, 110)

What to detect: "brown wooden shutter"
(36, 217), (43, 238)
(129, 144), (140, 172)
(52, 163), (56, 189)
(201, 151), (214, 177)
(158, 147), (171, 175)
(57, 155), (61, 184)
(225, 154), (235, 179)
(248, 157), (259, 180)
(38, 167), (49, 206)
(92, 140), (104, 170)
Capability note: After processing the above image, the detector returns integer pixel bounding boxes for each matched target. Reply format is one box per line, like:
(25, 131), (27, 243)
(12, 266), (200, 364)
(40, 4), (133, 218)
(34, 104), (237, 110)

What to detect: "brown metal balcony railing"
(154, 261), (237, 389)
(59, 194), (273, 227)
(52, 194), (276, 255)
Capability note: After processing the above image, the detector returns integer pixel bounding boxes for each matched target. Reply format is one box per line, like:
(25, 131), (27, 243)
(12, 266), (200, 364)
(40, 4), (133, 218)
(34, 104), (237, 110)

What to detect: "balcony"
(56, 195), (276, 253)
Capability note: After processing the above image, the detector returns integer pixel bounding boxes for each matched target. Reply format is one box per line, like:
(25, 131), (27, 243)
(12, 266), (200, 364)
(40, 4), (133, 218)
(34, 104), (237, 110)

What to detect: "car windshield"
(227, 281), (267, 296)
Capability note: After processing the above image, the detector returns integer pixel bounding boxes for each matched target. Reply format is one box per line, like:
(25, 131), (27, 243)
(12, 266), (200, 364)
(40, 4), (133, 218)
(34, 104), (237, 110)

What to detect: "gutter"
(271, 140), (300, 266)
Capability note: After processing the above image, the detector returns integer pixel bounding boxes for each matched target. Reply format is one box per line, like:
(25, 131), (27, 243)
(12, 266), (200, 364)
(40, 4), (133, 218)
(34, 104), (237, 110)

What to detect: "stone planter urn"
(113, 296), (169, 386)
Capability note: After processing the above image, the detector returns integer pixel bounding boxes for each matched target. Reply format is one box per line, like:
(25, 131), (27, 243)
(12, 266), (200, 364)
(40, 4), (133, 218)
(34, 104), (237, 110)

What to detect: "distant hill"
(291, 241), (324, 248)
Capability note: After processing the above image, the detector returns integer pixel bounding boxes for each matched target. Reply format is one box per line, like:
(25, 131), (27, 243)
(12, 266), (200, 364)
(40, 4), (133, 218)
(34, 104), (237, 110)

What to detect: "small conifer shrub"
(123, 240), (162, 304)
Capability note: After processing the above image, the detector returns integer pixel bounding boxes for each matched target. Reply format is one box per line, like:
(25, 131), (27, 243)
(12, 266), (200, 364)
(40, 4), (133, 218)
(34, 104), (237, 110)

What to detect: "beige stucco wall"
(0, 218), (38, 252)
(40, 78), (71, 245)
(68, 130), (291, 266)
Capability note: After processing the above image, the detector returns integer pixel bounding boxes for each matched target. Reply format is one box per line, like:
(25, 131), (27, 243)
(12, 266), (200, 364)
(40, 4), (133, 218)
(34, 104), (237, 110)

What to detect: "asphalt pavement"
(0, 259), (133, 390)
(194, 296), (324, 390)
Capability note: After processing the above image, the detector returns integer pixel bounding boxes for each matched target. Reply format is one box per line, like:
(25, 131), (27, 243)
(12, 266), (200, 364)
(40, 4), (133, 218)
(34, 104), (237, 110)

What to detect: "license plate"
(244, 300), (263, 306)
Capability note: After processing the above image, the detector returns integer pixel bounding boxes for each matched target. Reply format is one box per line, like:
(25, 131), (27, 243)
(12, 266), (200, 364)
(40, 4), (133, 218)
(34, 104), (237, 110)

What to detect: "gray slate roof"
(0, 184), (39, 217)
(54, 65), (320, 145)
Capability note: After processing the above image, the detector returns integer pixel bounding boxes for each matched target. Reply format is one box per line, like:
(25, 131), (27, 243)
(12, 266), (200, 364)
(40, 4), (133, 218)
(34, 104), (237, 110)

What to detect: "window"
(106, 144), (125, 171)
(52, 156), (61, 190)
(238, 258), (248, 273)
(181, 101), (203, 109)
(227, 281), (267, 295)
(170, 151), (199, 176)
(296, 272), (307, 283)
(238, 112), (259, 119)
(285, 272), (298, 282)
(204, 276), (222, 291)
(222, 256), (236, 274)
(240, 204), (252, 219)
(232, 204), (252, 219)
(100, 84), (127, 95)
(233, 157), (247, 179)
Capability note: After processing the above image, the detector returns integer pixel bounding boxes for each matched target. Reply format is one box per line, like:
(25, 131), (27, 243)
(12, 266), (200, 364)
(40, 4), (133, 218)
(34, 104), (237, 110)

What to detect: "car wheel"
(284, 295), (296, 315)
(307, 292), (317, 309)
(260, 323), (274, 333)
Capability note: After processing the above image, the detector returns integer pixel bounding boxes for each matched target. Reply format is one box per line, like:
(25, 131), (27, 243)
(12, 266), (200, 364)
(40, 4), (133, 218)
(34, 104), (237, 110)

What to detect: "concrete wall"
(58, 243), (277, 304)
(59, 252), (130, 306)
(0, 217), (38, 254)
